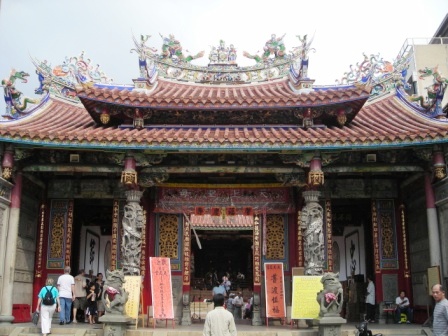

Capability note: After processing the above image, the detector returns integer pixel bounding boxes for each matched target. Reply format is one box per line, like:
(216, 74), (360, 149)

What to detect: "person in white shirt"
(57, 266), (75, 325)
(203, 293), (237, 336)
(395, 290), (411, 323)
(232, 292), (243, 320)
(365, 276), (375, 322)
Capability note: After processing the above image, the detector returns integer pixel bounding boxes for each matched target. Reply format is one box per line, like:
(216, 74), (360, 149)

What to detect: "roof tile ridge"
(182, 86), (194, 100)
(365, 108), (403, 137)
(391, 94), (448, 129)
(376, 103), (422, 134)
(356, 116), (388, 138)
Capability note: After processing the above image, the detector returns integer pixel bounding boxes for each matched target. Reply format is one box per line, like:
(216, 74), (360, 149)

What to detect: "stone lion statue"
(316, 272), (344, 317)
(104, 269), (129, 314)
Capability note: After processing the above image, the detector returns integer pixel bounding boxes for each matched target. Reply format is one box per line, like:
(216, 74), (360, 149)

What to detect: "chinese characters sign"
(264, 262), (286, 318)
(291, 276), (321, 319)
(123, 275), (142, 319)
(150, 257), (174, 319)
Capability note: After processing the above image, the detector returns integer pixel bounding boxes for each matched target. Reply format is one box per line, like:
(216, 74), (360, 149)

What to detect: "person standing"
(432, 284), (448, 336)
(232, 292), (243, 320)
(365, 276), (376, 323)
(95, 273), (105, 321)
(73, 269), (88, 323)
(395, 290), (411, 323)
(86, 283), (98, 324)
(203, 293), (237, 336)
(57, 266), (75, 325)
(226, 293), (235, 316)
(36, 278), (60, 336)
(222, 276), (231, 296)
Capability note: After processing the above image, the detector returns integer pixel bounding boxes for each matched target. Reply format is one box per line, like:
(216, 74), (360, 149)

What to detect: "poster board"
(150, 257), (174, 319)
(427, 266), (441, 295)
(291, 276), (321, 320)
(123, 275), (142, 319)
(264, 262), (286, 318)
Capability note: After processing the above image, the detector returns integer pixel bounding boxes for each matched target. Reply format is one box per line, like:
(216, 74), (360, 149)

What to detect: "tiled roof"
(1, 93), (448, 150)
(76, 78), (371, 108)
(190, 214), (254, 229)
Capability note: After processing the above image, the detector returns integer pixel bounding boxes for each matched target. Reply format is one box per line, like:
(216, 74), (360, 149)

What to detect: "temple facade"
(0, 29), (448, 325)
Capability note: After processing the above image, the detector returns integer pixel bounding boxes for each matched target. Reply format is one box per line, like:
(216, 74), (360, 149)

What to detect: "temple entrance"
(191, 230), (253, 296)
(70, 199), (113, 277)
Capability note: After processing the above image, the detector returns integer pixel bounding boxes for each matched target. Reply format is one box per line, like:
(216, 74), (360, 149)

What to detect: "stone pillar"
(0, 172), (22, 324)
(425, 174), (442, 268)
(181, 293), (191, 326)
(251, 292), (263, 326)
(301, 190), (324, 276)
(121, 189), (144, 276)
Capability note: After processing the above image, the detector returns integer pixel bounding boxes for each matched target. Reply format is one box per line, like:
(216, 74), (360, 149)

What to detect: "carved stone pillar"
(301, 190), (324, 276)
(121, 189), (144, 276)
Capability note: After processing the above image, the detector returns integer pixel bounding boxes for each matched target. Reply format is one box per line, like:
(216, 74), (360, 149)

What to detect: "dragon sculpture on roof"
(1, 69), (39, 118)
(409, 66), (448, 118)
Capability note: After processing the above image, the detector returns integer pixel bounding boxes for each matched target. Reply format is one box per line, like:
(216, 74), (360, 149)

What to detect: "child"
(86, 284), (97, 324)
(243, 297), (251, 319)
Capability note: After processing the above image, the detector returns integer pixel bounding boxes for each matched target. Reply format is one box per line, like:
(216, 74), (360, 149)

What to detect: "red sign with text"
(264, 262), (286, 318)
(150, 257), (174, 319)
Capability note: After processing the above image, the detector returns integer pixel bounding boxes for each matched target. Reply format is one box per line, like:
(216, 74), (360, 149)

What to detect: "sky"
(0, 0), (447, 113)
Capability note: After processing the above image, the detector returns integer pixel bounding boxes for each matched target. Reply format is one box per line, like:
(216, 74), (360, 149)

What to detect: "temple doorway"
(70, 199), (113, 278)
(191, 230), (253, 296)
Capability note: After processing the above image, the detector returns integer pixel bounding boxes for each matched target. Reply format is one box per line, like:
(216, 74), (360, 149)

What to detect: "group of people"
(36, 267), (105, 336)
(226, 292), (252, 320)
(210, 274), (252, 320)
(365, 276), (448, 336)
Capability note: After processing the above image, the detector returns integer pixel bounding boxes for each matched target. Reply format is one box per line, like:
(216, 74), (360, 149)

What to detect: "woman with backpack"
(36, 278), (60, 336)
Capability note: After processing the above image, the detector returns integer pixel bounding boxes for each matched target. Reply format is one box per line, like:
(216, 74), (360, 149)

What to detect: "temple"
(0, 25), (448, 326)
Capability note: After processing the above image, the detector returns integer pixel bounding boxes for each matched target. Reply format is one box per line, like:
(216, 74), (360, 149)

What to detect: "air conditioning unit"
(366, 154), (377, 163)
(69, 154), (80, 163)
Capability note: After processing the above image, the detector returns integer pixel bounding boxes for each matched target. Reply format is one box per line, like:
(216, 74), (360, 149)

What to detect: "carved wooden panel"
(266, 214), (285, 260)
(159, 214), (179, 259)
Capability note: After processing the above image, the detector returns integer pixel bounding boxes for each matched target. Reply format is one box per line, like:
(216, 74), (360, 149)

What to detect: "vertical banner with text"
(123, 275), (142, 319)
(150, 257), (174, 319)
(291, 276), (321, 319)
(264, 262), (286, 319)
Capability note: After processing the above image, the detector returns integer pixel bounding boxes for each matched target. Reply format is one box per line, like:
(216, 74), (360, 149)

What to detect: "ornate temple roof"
(1, 33), (447, 151)
(1, 91), (447, 151)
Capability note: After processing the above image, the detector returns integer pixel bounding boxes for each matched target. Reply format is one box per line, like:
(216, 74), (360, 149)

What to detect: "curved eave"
(1, 94), (448, 151)
(76, 78), (371, 110)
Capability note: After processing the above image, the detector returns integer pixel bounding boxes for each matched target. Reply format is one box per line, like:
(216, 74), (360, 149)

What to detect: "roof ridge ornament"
(1, 69), (43, 119)
(408, 66), (448, 119)
(336, 52), (411, 97)
(31, 51), (113, 103)
(288, 35), (316, 94)
(208, 40), (237, 66)
(243, 33), (287, 63)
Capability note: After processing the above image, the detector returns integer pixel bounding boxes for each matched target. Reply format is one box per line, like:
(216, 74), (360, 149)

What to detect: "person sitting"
(395, 290), (411, 324)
